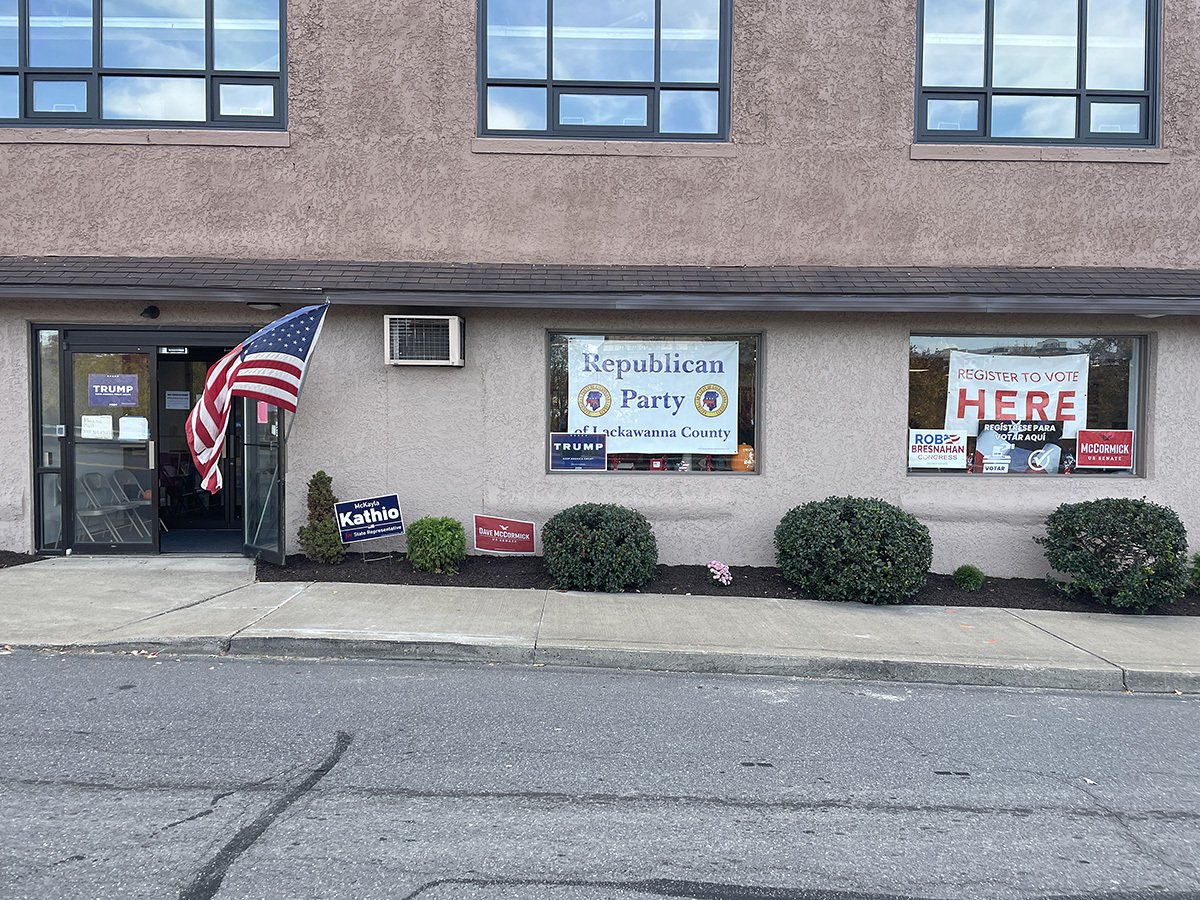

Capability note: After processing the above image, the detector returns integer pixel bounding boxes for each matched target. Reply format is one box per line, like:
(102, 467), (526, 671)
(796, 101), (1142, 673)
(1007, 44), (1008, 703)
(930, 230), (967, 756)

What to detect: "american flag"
(186, 304), (329, 493)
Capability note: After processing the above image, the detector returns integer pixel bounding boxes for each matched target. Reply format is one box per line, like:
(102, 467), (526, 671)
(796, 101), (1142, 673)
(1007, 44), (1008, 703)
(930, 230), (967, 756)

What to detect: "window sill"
(910, 143), (1170, 164)
(470, 137), (736, 158)
(0, 128), (290, 147)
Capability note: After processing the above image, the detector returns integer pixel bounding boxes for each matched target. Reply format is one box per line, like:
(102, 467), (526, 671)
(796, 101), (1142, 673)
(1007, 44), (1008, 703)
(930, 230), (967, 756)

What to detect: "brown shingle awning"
(1, 256), (1199, 314)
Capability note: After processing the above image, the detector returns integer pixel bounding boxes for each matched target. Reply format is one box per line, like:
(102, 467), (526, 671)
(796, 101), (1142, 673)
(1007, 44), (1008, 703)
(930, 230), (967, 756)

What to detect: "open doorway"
(156, 348), (243, 553)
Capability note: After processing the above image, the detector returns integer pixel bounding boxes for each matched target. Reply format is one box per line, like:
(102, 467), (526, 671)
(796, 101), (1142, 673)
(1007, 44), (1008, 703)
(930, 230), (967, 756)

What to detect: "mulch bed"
(0, 551), (45, 570)
(257, 554), (1200, 617)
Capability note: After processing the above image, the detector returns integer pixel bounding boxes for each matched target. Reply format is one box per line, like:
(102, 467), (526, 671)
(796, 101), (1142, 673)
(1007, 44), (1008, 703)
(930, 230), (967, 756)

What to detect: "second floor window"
(0, 0), (284, 128)
(917, 0), (1158, 145)
(479, 0), (730, 140)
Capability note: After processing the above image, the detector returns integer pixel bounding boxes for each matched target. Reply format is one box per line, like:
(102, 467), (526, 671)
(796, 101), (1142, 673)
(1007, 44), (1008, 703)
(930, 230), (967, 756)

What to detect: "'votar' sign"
(334, 494), (406, 544)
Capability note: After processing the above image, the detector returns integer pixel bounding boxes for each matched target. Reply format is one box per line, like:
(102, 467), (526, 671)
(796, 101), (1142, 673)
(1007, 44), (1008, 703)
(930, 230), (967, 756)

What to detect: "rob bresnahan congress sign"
(566, 338), (739, 455)
(334, 494), (405, 544)
(944, 351), (1090, 439)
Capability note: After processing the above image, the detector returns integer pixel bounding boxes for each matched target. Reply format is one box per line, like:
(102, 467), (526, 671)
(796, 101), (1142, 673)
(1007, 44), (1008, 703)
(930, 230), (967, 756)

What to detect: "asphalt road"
(0, 653), (1197, 900)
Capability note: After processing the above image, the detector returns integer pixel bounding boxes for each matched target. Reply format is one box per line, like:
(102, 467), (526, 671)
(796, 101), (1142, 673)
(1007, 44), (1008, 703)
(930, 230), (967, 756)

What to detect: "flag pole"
(249, 301), (332, 550)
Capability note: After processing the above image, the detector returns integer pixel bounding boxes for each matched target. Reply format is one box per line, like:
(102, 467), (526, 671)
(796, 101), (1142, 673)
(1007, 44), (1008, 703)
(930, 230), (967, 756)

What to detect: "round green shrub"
(406, 516), (467, 575)
(542, 503), (657, 592)
(774, 497), (932, 604)
(1035, 498), (1189, 614)
(952, 564), (986, 592)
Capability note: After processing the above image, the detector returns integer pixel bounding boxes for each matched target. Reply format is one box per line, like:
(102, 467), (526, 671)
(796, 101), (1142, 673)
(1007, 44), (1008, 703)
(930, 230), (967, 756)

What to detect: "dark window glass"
(0, 74), (18, 116)
(218, 82), (274, 117)
(32, 78), (88, 112)
(0, 0), (15, 66)
(907, 335), (1143, 476)
(917, 0), (1157, 145)
(0, 0), (284, 127)
(102, 75), (205, 120)
(214, 0), (280, 72)
(559, 93), (648, 127)
(29, 0), (93, 67)
(480, 0), (729, 140)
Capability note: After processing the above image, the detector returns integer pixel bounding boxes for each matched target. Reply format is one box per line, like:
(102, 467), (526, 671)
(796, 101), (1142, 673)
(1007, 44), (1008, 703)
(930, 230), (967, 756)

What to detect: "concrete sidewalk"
(2, 556), (1198, 693)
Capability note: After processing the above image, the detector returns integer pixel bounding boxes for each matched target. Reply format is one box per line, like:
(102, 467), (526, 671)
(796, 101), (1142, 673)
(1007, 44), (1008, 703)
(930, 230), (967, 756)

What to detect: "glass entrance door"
(68, 351), (157, 551)
(243, 398), (285, 565)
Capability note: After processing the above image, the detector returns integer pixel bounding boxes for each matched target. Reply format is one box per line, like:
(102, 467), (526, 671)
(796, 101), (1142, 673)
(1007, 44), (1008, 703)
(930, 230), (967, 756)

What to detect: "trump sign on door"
(565, 337), (739, 455)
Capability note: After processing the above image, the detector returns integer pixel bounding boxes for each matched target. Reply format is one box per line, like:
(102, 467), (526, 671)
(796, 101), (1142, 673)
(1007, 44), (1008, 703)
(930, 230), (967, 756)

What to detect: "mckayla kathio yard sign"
(566, 338), (739, 455)
(334, 494), (406, 544)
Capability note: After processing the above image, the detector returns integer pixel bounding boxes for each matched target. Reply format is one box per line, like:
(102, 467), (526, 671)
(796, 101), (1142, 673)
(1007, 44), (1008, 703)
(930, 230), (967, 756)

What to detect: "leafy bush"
(1190, 553), (1200, 593)
(953, 564), (986, 592)
(406, 516), (467, 575)
(542, 503), (657, 592)
(1036, 498), (1189, 613)
(774, 497), (932, 604)
(297, 470), (345, 565)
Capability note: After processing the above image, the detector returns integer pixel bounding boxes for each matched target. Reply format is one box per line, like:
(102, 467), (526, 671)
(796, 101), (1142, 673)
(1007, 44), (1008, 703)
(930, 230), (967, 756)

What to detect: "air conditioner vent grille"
(383, 315), (464, 366)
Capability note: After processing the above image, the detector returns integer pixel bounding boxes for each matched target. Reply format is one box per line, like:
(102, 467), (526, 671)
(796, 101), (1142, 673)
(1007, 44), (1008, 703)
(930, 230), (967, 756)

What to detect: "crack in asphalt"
(8, 775), (1199, 824)
(177, 730), (352, 900)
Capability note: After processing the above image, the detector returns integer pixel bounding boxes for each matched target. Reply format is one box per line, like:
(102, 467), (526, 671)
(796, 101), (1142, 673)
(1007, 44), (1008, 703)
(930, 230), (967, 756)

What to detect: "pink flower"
(707, 560), (733, 586)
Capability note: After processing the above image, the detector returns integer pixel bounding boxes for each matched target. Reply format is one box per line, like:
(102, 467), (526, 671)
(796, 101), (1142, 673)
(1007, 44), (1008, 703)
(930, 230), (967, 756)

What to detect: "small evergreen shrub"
(297, 470), (345, 565)
(406, 516), (467, 575)
(952, 564), (986, 592)
(542, 503), (657, 592)
(1190, 553), (1200, 593)
(1036, 498), (1189, 614)
(774, 497), (932, 604)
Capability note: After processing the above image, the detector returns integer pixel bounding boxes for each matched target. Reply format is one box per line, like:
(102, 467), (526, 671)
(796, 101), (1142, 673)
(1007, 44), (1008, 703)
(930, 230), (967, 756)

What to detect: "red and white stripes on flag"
(185, 304), (329, 493)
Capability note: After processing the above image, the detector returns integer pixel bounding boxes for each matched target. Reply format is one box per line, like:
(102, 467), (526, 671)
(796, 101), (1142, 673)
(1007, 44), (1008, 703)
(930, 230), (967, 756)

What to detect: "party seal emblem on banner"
(694, 384), (729, 417)
(577, 384), (612, 417)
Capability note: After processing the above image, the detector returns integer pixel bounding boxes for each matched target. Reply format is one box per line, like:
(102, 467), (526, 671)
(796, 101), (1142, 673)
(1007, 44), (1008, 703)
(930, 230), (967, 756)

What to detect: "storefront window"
(548, 332), (758, 473)
(908, 334), (1143, 475)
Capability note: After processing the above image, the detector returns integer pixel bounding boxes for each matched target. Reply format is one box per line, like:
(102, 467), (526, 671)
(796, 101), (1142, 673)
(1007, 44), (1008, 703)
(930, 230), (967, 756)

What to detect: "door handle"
(148, 440), (156, 470)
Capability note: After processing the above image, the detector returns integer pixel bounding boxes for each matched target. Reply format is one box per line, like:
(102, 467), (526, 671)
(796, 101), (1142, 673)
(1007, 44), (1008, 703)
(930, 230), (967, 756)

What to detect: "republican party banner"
(944, 351), (1090, 439)
(566, 337), (739, 455)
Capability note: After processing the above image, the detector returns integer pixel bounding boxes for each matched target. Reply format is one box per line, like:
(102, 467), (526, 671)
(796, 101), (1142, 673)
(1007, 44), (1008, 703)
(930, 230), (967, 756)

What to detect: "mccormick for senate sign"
(473, 515), (536, 554)
(334, 494), (406, 544)
(1074, 429), (1134, 469)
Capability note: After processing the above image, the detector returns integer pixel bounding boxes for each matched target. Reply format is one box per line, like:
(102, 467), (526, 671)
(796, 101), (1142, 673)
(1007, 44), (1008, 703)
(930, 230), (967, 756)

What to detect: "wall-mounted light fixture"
(247, 302), (282, 311)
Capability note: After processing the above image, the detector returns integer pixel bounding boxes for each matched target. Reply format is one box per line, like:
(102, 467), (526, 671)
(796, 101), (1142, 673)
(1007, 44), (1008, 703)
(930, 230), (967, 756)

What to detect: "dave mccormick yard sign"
(335, 494), (406, 544)
(566, 337), (739, 455)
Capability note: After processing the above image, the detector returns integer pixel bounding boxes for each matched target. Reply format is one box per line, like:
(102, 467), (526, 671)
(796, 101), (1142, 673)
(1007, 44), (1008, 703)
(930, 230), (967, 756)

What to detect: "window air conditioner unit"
(383, 315), (465, 367)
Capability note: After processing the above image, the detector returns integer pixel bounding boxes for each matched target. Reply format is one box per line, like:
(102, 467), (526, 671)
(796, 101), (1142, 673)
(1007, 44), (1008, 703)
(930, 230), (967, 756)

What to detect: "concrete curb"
(227, 635), (536, 664)
(529, 646), (1130, 692)
(13, 635), (1188, 694)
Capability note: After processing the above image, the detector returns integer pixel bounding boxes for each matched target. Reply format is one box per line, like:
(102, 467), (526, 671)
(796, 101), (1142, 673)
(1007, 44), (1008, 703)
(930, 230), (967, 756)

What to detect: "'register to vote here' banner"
(566, 337), (739, 455)
(944, 351), (1090, 439)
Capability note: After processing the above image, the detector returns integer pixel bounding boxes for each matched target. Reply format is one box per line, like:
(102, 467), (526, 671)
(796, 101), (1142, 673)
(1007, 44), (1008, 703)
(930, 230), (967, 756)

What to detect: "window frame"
(905, 332), (1150, 478)
(544, 329), (763, 475)
(0, 0), (287, 130)
(477, 0), (733, 142)
(915, 0), (1161, 147)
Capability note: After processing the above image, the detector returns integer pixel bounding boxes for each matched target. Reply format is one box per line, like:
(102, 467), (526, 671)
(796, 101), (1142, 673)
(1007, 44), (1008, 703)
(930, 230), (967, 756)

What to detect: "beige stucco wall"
(276, 305), (1194, 578)
(0, 1), (1199, 268)
(3, 301), (1197, 575)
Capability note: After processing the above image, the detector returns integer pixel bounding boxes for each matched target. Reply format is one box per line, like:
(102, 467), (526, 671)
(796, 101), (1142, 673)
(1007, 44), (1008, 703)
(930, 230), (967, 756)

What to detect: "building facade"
(1, 0), (1196, 575)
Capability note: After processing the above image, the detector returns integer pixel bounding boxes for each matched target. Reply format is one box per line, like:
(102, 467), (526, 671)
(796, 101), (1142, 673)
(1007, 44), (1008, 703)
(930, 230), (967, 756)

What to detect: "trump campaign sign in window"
(548, 333), (759, 474)
(908, 335), (1143, 476)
